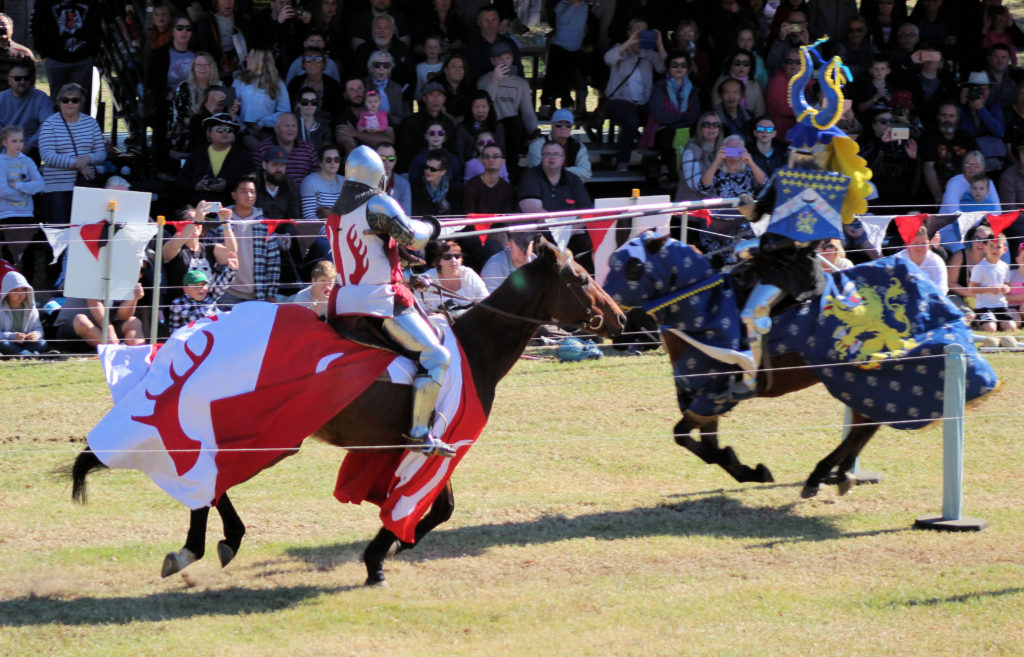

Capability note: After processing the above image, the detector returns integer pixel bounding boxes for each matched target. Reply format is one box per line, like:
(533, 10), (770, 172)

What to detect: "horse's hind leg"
(214, 492), (245, 568)
(673, 417), (774, 484)
(802, 417), (880, 498)
(162, 506), (210, 578)
(363, 483), (455, 586)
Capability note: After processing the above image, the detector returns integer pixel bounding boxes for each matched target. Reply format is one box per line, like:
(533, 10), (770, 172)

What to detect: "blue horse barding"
(603, 232), (999, 497)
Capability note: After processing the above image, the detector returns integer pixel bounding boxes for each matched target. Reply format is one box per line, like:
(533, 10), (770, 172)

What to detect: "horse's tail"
(70, 449), (107, 505)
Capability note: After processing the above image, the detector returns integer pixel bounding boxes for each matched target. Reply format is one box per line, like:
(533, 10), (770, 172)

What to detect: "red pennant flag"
(80, 220), (107, 260)
(985, 210), (1020, 238)
(472, 223), (493, 245)
(893, 213), (928, 246)
(466, 213), (497, 220)
(261, 218), (293, 239)
(688, 209), (712, 226)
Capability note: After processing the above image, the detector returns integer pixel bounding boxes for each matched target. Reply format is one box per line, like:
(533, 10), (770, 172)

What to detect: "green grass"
(2, 350), (1024, 656)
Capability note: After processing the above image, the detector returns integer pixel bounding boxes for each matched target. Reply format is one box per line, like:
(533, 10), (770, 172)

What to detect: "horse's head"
(535, 238), (626, 336)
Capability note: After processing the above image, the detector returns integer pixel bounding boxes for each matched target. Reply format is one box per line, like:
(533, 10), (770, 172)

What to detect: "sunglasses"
(322, 156), (341, 163)
(553, 121), (572, 128)
(784, 58), (800, 64)
(211, 126), (234, 133)
(476, 138), (496, 146)
(60, 96), (82, 104)
(480, 153), (502, 159)
(732, 60), (752, 66)
(427, 129), (446, 136)
(441, 253), (463, 260)
(299, 98), (319, 106)
(701, 122), (720, 128)
(304, 56), (325, 63)
(379, 154), (397, 162)
(175, 24), (193, 31)
(9, 75), (30, 82)
(425, 164), (447, 172)
(372, 62), (393, 68)
(755, 126), (775, 133)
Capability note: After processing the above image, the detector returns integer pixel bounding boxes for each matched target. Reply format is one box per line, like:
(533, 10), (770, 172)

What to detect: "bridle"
(424, 264), (604, 331)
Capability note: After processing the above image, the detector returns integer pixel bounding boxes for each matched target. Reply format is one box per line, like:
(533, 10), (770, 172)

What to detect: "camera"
(724, 147), (744, 158)
(966, 85), (984, 102)
(205, 201), (222, 214)
(639, 30), (657, 51)
(889, 124), (910, 141)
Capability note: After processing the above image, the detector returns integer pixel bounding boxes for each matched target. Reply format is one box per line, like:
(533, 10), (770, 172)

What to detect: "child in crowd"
(415, 36), (445, 99)
(166, 259), (238, 332)
(0, 269), (51, 357)
(960, 174), (1000, 213)
(819, 239), (853, 272)
(1006, 243), (1024, 323)
(357, 90), (389, 134)
(969, 233), (1017, 333)
(282, 259), (335, 318)
(0, 126), (45, 272)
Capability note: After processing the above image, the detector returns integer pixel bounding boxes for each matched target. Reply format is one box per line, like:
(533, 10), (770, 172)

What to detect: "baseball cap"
(264, 145), (288, 163)
(183, 270), (210, 285)
(552, 108), (574, 125)
(490, 40), (514, 58)
(421, 80), (446, 97)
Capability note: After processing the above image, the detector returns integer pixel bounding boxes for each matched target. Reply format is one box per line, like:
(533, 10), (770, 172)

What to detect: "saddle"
(328, 311), (447, 380)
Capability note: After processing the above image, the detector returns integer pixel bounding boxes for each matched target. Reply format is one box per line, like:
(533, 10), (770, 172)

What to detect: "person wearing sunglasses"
(412, 149), (462, 217)
(376, 141), (411, 214)
(836, 15), (878, 81)
(763, 48), (804, 139)
(677, 111), (723, 202)
(464, 129), (509, 184)
(747, 117), (787, 180)
(0, 62), (52, 156)
(765, 9), (809, 72)
(646, 51), (700, 186)
(301, 145), (344, 219)
(176, 112), (255, 209)
(525, 108), (591, 183)
(352, 14), (415, 92)
(857, 108), (919, 211)
(364, 49), (408, 126)
(711, 49), (765, 119)
(416, 240), (488, 314)
(30, 0), (101, 106)
(284, 31), (342, 86)
(0, 17), (33, 92)
(37, 83), (107, 224)
(287, 47), (345, 119)
(293, 86), (332, 151)
(409, 121), (463, 185)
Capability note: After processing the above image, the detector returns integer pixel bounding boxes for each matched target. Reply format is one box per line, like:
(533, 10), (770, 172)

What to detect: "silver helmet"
(345, 145), (386, 190)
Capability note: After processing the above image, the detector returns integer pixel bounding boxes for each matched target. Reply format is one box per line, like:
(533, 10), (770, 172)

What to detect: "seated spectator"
(302, 4), (346, 63)
(377, 141), (410, 214)
(697, 133), (767, 198)
(284, 31), (341, 85)
(409, 121), (463, 184)
(645, 52), (700, 183)
(858, 108), (919, 211)
(910, 47), (957, 123)
(334, 77), (396, 154)
(294, 86), (333, 151)
(960, 174), (1000, 213)
(465, 129), (509, 183)
(352, 14), (415, 92)
(525, 109), (591, 183)
(463, 142), (518, 220)
(747, 116), (788, 180)
(518, 140), (594, 272)
(214, 174), (281, 307)
(671, 20), (713, 97)
(0, 268), (50, 357)
(957, 71), (1006, 170)
(54, 288), (146, 351)
(946, 222), (993, 320)
(764, 49), (804, 142)
(300, 145), (344, 219)
(896, 224), (948, 294)
(459, 90), (505, 162)
(364, 49), (409, 127)
(281, 259), (335, 318)
(161, 203), (238, 293)
(357, 90), (389, 135)
(838, 15), (879, 81)
(984, 44), (1019, 113)
(286, 47), (345, 119)
(819, 238), (854, 273)
(714, 78), (754, 142)
(603, 19), (667, 172)
(998, 141), (1024, 250)
(252, 113), (319, 186)
(921, 103), (979, 206)
(480, 231), (536, 293)
(734, 26), (768, 91)
(166, 264), (238, 333)
(412, 149), (462, 216)
(417, 240), (489, 312)
(477, 40), (538, 177)
(0, 14), (36, 93)
(37, 83), (106, 225)
(397, 82), (462, 171)
(415, 35), (446, 100)
(886, 21), (922, 88)
(0, 62), (53, 156)
(677, 112), (723, 201)
(169, 53), (223, 163)
(233, 49), (291, 149)
(864, 0), (908, 51)
(440, 53), (473, 120)
(415, 1), (469, 55)
(711, 50), (765, 118)
(982, 4), (1018, 66)
(909, 0), (952, 52)
(939, 150), (998, 214)
(969, 232), (1016, 332)
(246, 0), (304, 76)
(1008, 242), (1024, 321)
(851, 55), (899, 119)
(186, 84), (241, 156)
(0, 126), (44, 271)
(177, 113), (255, 208)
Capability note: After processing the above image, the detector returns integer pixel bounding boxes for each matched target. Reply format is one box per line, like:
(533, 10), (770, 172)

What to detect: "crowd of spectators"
(5, 0), (1024, 356)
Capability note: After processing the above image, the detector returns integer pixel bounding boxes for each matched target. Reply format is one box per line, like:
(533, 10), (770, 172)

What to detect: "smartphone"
(205, 201), (222, 213)
(724, 146), (743, 157)
(639, 29), (657, 51)
(922, 50), (941, 62)
(889, 125), (910, 141)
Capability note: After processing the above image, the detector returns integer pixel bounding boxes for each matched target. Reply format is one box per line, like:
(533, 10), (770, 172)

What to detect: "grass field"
(2, 349), (1024, 657)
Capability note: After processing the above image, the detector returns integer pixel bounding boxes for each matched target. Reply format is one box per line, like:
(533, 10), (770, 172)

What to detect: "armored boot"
(734, 283), (784, 401)
(406, 374), (456, 458)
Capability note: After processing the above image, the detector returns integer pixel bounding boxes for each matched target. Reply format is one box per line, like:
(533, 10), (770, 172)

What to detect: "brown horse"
(70, 240), (626, 585)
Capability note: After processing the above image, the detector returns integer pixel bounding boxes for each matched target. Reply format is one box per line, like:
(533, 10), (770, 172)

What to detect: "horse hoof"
(837, 473), (856, 496)
(364, 571), (388, 587)
(800, 485), (819, 499)
(754, 463), (774, 483)
(161, 548), (198, 578)
(217, 541), (236, 568)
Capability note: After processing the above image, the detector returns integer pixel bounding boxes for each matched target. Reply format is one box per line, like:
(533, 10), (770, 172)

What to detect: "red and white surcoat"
(326, 203), (415, 318)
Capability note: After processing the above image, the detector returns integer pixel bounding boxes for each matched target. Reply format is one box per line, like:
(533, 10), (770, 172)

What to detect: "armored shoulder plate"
(366, 194), (435, 249)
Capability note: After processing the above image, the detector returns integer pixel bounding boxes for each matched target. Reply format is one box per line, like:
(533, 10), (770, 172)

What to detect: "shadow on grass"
(0, 584), (350, 627)
(895, 587), (1024, 607)
(285, 493), (856, 570)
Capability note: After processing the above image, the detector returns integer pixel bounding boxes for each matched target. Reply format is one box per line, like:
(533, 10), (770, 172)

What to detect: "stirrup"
(405, 433), (457, 458)
(728, 379), (757, 402)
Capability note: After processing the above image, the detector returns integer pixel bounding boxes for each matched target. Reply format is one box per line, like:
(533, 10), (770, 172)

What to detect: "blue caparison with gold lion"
(603, 232), (998, 427)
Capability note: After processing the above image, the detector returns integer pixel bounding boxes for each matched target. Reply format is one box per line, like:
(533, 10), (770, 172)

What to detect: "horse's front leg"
(363, 483), (455, 586)
(162, 506), (210, 578)
(673, 415), (774, 483)
(802, 416), (880, 498)
(213, 492), (246, 568)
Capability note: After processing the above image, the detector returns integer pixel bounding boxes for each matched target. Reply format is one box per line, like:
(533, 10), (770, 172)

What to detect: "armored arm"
(366, 194), (441, 250)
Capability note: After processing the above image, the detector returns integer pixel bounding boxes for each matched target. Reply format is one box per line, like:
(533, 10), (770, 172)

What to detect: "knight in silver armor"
(327, 145), (456, 457)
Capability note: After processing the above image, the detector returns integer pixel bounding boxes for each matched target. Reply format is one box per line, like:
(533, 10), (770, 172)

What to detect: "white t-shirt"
(416, 266), (489, 311)
(970, 257), (1009, 309)
(896, 249), (949, 295)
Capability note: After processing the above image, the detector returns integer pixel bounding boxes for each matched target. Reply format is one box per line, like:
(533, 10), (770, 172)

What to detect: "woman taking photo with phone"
(697, 133), (767, 197)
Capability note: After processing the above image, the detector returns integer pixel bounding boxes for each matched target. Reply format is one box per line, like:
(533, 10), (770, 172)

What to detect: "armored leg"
(735, 283), (785, 400)
(382, 309), (456, 458)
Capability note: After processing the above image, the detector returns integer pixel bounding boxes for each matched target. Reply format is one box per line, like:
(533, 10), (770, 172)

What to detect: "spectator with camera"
(603, 19), (667, 173)
(858, 108), (919, 211)
(920, 103), (979, 205)
(161, 202), (238, 295)
(176, 113), (256, 208)
(477, 40), (538, 179)
(697, 133), (766, 198)
(957, 71), (1006, 171)
(464, 6), (522, 86)
(766, 10), (809, 73)
(909, 47), (957, 125)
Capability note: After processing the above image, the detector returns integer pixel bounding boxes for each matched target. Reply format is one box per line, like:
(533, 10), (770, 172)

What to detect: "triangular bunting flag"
(893, 213), (927, 246)
(985, 210), (1020, 238)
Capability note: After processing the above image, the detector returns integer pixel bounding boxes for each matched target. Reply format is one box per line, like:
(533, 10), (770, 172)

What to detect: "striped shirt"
(37, 113), (107, 193)
(299, 171), (344, 219)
